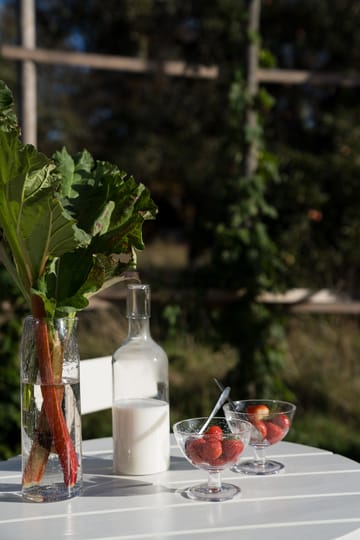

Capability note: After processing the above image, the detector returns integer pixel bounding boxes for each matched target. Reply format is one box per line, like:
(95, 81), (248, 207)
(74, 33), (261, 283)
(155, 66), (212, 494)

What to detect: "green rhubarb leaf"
(0, 80), (157, 318)
(53, 146), (94, 200)
(0, 84), (91, 309)
(54, 148), (111, 235)
(0, 128), (55, 292)
(41, 152), (157, 314)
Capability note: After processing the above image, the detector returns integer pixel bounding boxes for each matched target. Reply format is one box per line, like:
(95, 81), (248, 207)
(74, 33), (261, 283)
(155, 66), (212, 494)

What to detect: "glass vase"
(20, 316), (82, 502)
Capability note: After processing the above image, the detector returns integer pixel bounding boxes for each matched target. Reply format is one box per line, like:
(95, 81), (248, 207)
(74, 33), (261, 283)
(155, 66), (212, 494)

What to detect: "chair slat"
(80, 356), (112, 414)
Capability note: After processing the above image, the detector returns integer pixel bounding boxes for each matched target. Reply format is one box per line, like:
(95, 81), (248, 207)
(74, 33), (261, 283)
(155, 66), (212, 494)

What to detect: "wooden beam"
(257, 68), (360, 87)
(2, 45), (359, 87)
(289, 303), (360, 314)
(0, 45), (219, 80)
(245, 0), (261, 178)
(86, 285), (360, 315)
(20, 0), (37, 145)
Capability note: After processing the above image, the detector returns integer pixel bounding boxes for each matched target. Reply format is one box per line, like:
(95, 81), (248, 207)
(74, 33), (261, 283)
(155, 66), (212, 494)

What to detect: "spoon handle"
(213, 378), (238, 410)
(199, 386), (231, 434)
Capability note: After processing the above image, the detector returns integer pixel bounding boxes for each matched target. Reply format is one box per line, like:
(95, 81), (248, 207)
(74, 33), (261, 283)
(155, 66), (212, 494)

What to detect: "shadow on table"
(170, 456), (194, 471)
(82, 454), (193, 497)
(0, 454), (194, 501)
(0, 483), (22, 502)
(0, 455), (22, 502)
(0, 455), (21, 472)
(82, 453), (193, 475)
(83, 475), (177, 497)
(0, 477), (178, 501)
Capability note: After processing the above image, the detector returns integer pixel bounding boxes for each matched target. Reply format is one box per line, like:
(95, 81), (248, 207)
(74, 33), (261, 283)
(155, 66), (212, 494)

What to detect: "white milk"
(112, 398), (170, 475)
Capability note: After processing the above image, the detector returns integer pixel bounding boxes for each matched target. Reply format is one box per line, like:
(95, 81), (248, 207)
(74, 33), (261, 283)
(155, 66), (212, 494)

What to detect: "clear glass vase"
(20, 316), (82, 502)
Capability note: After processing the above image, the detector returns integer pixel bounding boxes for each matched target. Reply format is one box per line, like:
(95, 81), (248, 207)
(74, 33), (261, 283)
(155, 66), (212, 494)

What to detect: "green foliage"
(81, 410), (112, 441)
(262, 0), (360, 71)
(0, 81), (157, 318)
(261, 0), (360, 293)
(284, 314), (360, 460)
(78, 310), (360, 461)
(166, 333), (238, 423)
(0, 268), (26, 459)
(268, 102), (360, 291)
(204, 66), (288, 398)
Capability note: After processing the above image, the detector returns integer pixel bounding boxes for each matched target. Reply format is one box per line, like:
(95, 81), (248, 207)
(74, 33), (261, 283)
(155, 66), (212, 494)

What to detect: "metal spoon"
(198, 386), (231, 434)
(213, 377), (238, 411)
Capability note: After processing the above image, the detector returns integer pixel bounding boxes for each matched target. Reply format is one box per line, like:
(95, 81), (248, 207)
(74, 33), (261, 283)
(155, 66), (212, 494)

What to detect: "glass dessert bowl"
(223, 399), (296, 475)
(173, 416), (251, 502)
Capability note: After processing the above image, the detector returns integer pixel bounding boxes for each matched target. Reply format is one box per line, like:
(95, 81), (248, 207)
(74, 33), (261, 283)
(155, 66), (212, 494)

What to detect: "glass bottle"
(112, 283), (170, 475)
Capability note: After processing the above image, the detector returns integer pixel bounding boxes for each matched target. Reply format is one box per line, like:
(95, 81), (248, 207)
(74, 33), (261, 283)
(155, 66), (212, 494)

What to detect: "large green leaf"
(44, 148), (157, 314)
(0, 81), (157, 317)
(0, 120), (90, 302)
(0, 130), (55, 292)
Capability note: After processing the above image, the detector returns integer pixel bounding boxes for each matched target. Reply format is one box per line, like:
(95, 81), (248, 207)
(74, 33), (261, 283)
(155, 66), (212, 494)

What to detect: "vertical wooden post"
(20, 0), (37, 146)
(244, 0), (261, 178)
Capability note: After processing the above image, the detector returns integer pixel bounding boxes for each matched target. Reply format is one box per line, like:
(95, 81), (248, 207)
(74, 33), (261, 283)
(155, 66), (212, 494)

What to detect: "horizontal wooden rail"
(257, 68), (360, 87)
(86, 287), (360, 315)
(2, 46), (360, 87)
(0, 45), (219, 79)
(258, 289), (360, 314)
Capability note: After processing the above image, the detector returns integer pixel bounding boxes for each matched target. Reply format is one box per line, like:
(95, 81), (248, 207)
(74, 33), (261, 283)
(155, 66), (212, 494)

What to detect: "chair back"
(80, 356), (112, 414)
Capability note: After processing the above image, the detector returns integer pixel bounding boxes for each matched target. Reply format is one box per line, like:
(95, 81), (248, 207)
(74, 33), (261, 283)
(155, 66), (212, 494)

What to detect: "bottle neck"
(127, 317), (151, 339)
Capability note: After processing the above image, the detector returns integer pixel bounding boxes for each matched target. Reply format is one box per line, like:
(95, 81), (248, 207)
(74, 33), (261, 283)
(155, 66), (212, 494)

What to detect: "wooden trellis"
(1, 0), (359, 147)
(2, 0), (359, 314)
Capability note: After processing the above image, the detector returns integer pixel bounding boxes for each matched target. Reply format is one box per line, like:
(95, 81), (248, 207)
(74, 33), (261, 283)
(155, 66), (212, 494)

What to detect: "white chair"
(80, 356), (113, 414)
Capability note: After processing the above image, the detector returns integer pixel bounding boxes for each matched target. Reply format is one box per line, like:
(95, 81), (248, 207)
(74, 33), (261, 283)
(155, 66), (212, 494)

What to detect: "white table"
(1, 437), (360, 540)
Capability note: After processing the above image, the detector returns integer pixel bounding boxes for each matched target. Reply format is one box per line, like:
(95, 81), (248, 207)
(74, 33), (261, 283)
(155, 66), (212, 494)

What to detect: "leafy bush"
(0, 268), (26, 459)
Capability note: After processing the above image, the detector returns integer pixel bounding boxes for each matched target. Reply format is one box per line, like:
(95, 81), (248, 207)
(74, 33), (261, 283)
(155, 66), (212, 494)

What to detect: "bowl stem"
(207, 470), (222, 493)
(253, 446), (267, 467)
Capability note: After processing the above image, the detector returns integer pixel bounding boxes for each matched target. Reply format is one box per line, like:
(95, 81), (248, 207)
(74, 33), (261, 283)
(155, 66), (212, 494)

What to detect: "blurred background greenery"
(0, 0), (359, 461)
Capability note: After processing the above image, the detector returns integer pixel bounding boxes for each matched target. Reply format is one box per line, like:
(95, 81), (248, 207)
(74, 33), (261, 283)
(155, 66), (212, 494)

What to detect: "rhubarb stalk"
(22, 295), (78, 487)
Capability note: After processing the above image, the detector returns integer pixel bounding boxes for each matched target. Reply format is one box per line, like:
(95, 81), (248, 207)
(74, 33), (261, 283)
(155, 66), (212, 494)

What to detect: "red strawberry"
(246, 404), (270, 421)
(273, 413), (291, 431)
(253, 420), (267, 439)
(208, 455), (227, 467)
(266, 422), (284, 444)
(222, 439), (244, 462)
(205, 425), (223, 440)
(186, 437), (206, 464)
(202, 436), (223, 462)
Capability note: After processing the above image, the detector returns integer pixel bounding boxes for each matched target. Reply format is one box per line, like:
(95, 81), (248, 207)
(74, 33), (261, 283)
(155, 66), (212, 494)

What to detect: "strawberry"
(208, 455), (227, 467)
(253, 420), (267, 439)
(202, 436), (223, 462)
(186, 437), (206, 464)
(246, 404), (270, 421)
(222, 439), (244, 462)
(273, 413), (291, 431)
(205, 425), (223, 440)
(266, 422), (284, 444)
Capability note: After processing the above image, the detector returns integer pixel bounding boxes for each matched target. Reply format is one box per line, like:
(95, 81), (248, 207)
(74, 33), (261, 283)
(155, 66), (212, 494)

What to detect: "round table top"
(1, 436), (360, 540)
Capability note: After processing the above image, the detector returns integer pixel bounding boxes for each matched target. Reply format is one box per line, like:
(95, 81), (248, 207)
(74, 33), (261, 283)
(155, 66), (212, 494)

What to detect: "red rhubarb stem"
(24, 295), (79, 487)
